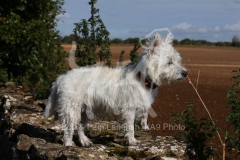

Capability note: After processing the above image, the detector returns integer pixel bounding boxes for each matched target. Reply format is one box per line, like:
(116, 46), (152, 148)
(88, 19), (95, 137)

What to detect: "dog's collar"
(136, 71), (158, 89)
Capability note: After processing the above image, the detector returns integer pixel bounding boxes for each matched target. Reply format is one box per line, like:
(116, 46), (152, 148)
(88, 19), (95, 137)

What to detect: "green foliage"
(232, 36), (240, 47)
(173, 39), (179, 45)
(215, 41), (236, 47)
(171, 38), (238, 47)
(224, 42), (232, 47)
(73, 0), (111, 67)
(172, 102), (218, 159)
(216, 42), (226, 47)
(123, 38), (139, 44)
(225, 69), (240, 158)
(192, 40), (209, 46)
(0, 58), (7, 85)
(111, 38), (124, 44)
(129, 38), (140, 65)
(180, 39), (192, 45)
(0, 0), (67, 98)
(119, 50), (125, 63)
(180, 39), (211, 46)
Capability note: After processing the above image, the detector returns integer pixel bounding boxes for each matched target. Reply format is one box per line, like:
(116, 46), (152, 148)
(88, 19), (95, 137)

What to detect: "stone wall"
(0, 84), (190, 160)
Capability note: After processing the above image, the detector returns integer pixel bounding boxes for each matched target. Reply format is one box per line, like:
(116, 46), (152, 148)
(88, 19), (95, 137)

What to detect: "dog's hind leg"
(123, 110), (141, 145)
(77, 109), (92, 147)
(62, 117), (74, 146)
(61, 99), (82, 146)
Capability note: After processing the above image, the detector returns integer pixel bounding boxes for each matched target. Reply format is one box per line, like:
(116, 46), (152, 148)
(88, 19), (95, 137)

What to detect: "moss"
(99, 130), (116, 138)
(39, 120), (45, 125)
(105, 146), (128, 160)
(128, 149), (149, 159)
(105, 146), (149, 159)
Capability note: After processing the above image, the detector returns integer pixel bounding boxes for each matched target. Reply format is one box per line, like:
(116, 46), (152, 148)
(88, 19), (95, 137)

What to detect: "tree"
(129, 39), (140, 64)
(62, 34), (76, 44)
(173, 39), (179, 45)
(0, 0), (67, 98)
(111, 38), (123, 44)
(73, 0), (111, 67)
(216, 42), (226, 47)
(124, 38), (139, 44)
(224, 42), (232, 47)
(180, 38), (192, 45)
(232, 35), (240, 47)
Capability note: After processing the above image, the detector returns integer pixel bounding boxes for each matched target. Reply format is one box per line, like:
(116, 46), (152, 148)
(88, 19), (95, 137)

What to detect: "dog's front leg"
(77, 112), (92, 147)
(77, 123), (92, 147)
(141, 112), (149, 130)
(123, 111), (140, 145)
(63, 126), (74, 146)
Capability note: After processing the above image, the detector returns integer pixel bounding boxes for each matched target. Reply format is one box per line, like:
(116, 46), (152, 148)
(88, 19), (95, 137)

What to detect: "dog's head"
(140, 32), (187, 86)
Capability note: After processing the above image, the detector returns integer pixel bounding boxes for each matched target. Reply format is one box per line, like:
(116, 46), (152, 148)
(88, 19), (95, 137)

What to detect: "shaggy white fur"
(44, 32), (187, 146)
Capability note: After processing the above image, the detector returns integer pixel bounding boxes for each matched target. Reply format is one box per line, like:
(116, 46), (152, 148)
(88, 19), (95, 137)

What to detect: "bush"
(129, 39), (140, 65)
(73, 0), (111, 67)
(172, 102), (218, 159)
(225, 69), (240, 158)
(0, 0), (67, 98)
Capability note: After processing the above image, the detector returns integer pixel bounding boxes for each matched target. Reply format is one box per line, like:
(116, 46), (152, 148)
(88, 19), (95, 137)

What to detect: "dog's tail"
(44, 82), (58, 119)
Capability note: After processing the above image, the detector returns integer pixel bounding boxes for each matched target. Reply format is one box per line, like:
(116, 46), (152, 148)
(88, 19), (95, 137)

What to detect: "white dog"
(44, 32), (187, 147)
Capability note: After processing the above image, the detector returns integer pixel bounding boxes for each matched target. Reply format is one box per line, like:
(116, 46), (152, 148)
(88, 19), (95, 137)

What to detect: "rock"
(33, 100), (46, 109)
(5, 82), (17, 88)
(122, 157), (134, 160)
(0, 87), (190, 160)
(8, 95), (17, 102)
(4, 100), (11, 108)
(23, 96), (33, 102)
(17, 134), (117, 160)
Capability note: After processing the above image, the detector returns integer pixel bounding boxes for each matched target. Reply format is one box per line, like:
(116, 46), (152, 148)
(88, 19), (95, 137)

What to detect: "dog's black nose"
(181, 71), (188, 77)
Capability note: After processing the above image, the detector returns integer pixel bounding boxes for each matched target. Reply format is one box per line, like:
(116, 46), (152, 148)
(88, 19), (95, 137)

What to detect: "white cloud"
(57, 12), (70, 19)
(197, 28), (208, 33)
(172, 22), (192, 30)
(172, 23), (208, 33)
(224, 21), (240, 32)
(214, 26), (220, 32)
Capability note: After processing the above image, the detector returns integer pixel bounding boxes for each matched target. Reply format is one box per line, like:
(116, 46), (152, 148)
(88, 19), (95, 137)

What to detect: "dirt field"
(63, 44), (240, 158)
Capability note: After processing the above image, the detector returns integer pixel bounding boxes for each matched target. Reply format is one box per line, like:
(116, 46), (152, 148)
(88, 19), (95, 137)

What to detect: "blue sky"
(56, 0), (240, 42)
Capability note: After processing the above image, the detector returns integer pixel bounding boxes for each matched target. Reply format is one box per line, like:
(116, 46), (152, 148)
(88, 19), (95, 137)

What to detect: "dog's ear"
(149, 32), (162, 54)
(152, 32), (162, 47)
(165, 33), (173, 44)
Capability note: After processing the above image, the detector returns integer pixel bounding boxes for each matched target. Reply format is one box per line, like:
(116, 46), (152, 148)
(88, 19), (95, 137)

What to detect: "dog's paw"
(81, 139), (93, 147)
(64, 140), (73, 146)
(82, 141), (93, 147)
(129, 139), (141, 146)
(142, 125), (150, 131)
